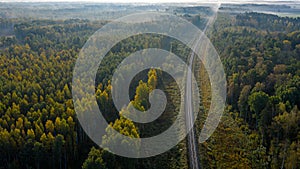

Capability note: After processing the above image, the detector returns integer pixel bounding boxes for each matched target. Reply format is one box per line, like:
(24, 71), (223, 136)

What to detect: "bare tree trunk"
(64, 148), (67, 169)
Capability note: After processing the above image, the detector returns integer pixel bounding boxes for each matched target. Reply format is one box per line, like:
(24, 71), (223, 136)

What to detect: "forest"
(0, 10), (300, 169)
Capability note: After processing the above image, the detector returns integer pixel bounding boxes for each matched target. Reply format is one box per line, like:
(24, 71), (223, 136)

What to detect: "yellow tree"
(147, 69), (157, 91)
(102, 109), (139, 169)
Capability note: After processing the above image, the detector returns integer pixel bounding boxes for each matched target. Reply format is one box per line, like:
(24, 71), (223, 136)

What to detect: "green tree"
(238, 85), (252, 121)
(248, 91), (269, 127)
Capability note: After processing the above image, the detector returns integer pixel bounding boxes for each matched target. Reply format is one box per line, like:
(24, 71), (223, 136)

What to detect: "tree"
(45, 120), (55, 133)
(53, 134), (65, 169)
(33, 142), (44, 169)
(238, 85), (252, 121)
(248, 91), (269, 127)
(285, 142), (299, 169)
(102, 109), (140, 169)
(16, 117), (24, 129)
(102, 110), (139, 148)
(147, 69), (157, 91)
(276, 76), (300, 108)
(132, 81), (149, 110)
(82, 147), (107, 169)
(27, 129), (35, 140)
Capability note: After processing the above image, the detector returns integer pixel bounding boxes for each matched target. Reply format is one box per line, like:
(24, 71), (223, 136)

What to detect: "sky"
(0, 0), (298, 4)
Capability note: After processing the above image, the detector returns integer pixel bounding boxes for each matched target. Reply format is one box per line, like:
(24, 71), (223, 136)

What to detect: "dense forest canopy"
(0, 5), (299, 169)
